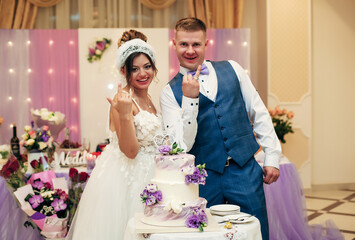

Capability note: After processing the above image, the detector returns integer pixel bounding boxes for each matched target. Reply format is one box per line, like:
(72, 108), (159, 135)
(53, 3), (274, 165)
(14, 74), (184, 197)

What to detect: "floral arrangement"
(182, 163), (208, 185)
(268, 106), (295, 144)
(186, 207), (208, 231)
(158, 142), (184, 155)
(87, 38), (111, 62)
(0, 144), (10, 159)
(140, 184), (163, 206)
(25, 179), (69, 218)
(21, 125), (54, 153)
(30, 156), (49, 174)
(31, 108), (66, 141)
(67, 168), (90, 225)
(0, 155), (26, 189)
(31, 108), (65, 125)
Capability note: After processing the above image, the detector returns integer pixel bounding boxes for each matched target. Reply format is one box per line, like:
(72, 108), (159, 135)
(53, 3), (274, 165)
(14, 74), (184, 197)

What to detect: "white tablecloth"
(124, 211), (262, 240)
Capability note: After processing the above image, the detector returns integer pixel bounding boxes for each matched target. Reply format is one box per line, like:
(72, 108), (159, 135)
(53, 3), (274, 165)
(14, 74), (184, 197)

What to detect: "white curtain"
(34, 0), (189, 29)
(0, 30), (30, 144)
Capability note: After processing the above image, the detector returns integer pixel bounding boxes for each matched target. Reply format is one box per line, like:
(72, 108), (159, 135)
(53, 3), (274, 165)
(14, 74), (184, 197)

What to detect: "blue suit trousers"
(200, 158), (269, 240)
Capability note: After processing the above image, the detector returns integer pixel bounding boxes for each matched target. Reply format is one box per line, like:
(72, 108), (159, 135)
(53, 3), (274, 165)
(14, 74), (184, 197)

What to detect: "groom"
(160, 17), (281, 240)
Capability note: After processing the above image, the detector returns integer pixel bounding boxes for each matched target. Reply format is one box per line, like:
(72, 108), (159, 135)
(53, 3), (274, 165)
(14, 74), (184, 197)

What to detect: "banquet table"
(124, 211), (262, 240)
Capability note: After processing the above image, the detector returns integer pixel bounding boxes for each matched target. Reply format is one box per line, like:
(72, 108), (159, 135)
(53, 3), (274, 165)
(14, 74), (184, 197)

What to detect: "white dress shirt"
(160, 60), (281, 169)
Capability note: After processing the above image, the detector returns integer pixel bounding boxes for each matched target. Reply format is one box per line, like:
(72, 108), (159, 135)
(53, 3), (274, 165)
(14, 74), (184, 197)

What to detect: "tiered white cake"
(141, 153), (208, 227)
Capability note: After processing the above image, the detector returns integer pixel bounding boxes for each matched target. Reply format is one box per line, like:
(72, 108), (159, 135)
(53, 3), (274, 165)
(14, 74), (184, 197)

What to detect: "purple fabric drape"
(28, 30), (80, 143)
(169, 29), (250, 79)
(0, 177), (43, 240)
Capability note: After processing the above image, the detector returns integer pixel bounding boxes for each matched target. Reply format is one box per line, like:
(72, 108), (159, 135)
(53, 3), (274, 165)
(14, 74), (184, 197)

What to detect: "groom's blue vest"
(169, 61), (260, 174)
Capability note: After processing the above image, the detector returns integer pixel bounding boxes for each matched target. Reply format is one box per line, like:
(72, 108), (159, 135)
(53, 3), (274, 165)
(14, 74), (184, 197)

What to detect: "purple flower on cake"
(185, 164), (208, 185)
(185, 207), (208, 231)
(29, 195), (44, 209)
(140, 184), (162, 206)
(158, 145), (172, 154)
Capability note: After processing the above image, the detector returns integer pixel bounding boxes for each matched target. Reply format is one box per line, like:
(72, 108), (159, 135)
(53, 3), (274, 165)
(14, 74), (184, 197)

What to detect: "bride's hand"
(107, 83), (133, 119)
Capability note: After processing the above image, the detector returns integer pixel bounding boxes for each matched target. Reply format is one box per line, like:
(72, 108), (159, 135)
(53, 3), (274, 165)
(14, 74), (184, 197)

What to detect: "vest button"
(226, 148), (230, 152)
(224, 138), (227, 141)
(214, 104), (219, 108)
(217, 115), (221, 119)
(221, 126), (225, 130)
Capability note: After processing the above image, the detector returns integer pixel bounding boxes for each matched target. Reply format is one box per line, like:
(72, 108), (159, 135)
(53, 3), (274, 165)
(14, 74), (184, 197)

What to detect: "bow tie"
(187, 64), (209, 78)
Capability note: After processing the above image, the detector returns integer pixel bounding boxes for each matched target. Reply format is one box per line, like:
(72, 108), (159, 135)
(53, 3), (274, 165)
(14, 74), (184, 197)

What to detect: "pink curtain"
(0, 29), (80, 145)
(169, 29), (250, 79)
(28, 30), (80, 142)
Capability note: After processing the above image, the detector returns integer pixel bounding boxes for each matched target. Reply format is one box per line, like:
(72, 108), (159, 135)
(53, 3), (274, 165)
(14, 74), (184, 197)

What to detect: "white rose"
(40, 108), (48, 113)
(41, 111), (51, 120)
(24, 125), (31, 132)
(181, 165), (195, 175)
(22, 133), (28, 140)
(32, 109), (40, 116)
(171, 200), (183, 214)
(95, 49), (102, 55)
(26, 139), (35, 146)
(0, 144), (10, 151)
(38, 142), (47, 150)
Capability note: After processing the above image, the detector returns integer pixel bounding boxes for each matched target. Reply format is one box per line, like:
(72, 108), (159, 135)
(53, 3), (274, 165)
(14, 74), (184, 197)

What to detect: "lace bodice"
(108, 110), (163, 153)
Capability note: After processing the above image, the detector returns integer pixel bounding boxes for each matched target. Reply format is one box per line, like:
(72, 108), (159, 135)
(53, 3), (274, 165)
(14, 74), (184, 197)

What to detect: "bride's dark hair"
(118, 29), (157, 85)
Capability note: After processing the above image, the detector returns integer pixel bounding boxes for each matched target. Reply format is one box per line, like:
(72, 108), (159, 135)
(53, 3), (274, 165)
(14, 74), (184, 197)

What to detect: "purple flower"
(185, 174), (200, 184)
(185, 214), (200, 228)
(29, 195), (44, 209)
(146, 195), (157, 206)
(41, 132), (50, 142)
(96, 41), (106, 51)
(158, 145), (172, 154)
(32, 180), (44, 190)
(140, 189), (148, 198)
(153, 190), (163, 202)
(51, 198), (67, 212)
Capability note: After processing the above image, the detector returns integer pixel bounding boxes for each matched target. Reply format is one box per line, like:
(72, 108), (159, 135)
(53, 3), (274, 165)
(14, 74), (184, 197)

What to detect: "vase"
(26, 151), (49, 174)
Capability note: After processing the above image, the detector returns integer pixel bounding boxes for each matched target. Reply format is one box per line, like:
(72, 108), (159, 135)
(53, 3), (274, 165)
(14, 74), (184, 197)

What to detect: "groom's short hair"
(175, 17), (206, 33)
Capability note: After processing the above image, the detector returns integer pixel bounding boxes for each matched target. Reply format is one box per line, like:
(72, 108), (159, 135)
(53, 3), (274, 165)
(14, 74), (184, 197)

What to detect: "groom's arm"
(160, 85), (198, 151)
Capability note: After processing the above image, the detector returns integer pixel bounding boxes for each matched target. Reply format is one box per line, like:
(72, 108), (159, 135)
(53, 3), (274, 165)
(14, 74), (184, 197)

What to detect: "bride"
(67, 29), (163, 240)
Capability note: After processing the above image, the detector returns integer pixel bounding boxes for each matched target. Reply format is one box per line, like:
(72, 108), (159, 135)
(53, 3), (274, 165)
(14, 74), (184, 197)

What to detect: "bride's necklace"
(133, 94), (152, 109)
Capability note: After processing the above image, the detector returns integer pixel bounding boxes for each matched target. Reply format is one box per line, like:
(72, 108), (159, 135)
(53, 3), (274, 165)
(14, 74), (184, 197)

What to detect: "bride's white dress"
(67, 100), (162, 240)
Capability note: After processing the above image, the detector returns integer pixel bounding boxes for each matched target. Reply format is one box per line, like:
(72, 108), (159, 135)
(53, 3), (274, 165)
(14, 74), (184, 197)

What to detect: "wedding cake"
(140, 143), (208, 229)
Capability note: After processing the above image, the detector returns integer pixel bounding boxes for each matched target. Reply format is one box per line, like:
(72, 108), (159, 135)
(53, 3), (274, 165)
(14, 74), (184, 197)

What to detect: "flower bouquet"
(268, 106), (295, 144)
(0, 155), (26, 190)
(67, 168), (90, 226)
(21, 125), (53, 174)
(0, 144), (10, 160)
(13, 173), (69, 239)
(31, 108), (66, 142)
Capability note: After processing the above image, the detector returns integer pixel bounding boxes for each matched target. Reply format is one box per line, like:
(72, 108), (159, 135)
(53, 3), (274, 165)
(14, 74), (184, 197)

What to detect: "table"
(256, 151), (313, 240)
(124, 211), (262, 240)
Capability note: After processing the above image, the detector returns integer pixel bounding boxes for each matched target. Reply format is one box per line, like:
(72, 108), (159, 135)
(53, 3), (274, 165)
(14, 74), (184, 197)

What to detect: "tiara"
(116, 38), (156, 69)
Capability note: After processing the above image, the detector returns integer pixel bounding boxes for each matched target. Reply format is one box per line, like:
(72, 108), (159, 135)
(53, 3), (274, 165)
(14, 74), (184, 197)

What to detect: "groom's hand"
(263, 166), (280, 184)
(182, 65), (201, 98)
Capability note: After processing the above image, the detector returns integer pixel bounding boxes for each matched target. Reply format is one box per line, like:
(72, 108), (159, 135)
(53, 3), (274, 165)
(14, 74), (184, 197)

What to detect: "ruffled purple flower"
(51, 198), (67, 212)
(185, 165), (208, 185)
(158, 145), (172, 154)
(32, 180), (44, 190)
(41, 132), (50, 142)
(153, 190), (163, 202)
(186, 214), (200, 228)
(146, 195), (157, 206)
(185, 174), (200, 184)
(29, 195), (44, 209)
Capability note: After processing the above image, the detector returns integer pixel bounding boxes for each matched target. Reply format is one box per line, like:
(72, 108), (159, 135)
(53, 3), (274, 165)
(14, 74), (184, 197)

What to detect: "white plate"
(230, 216), (254, 224)
(141, 217), (185, 227)
(210, 210), (240, 216)
(210, 204), (240, 212)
